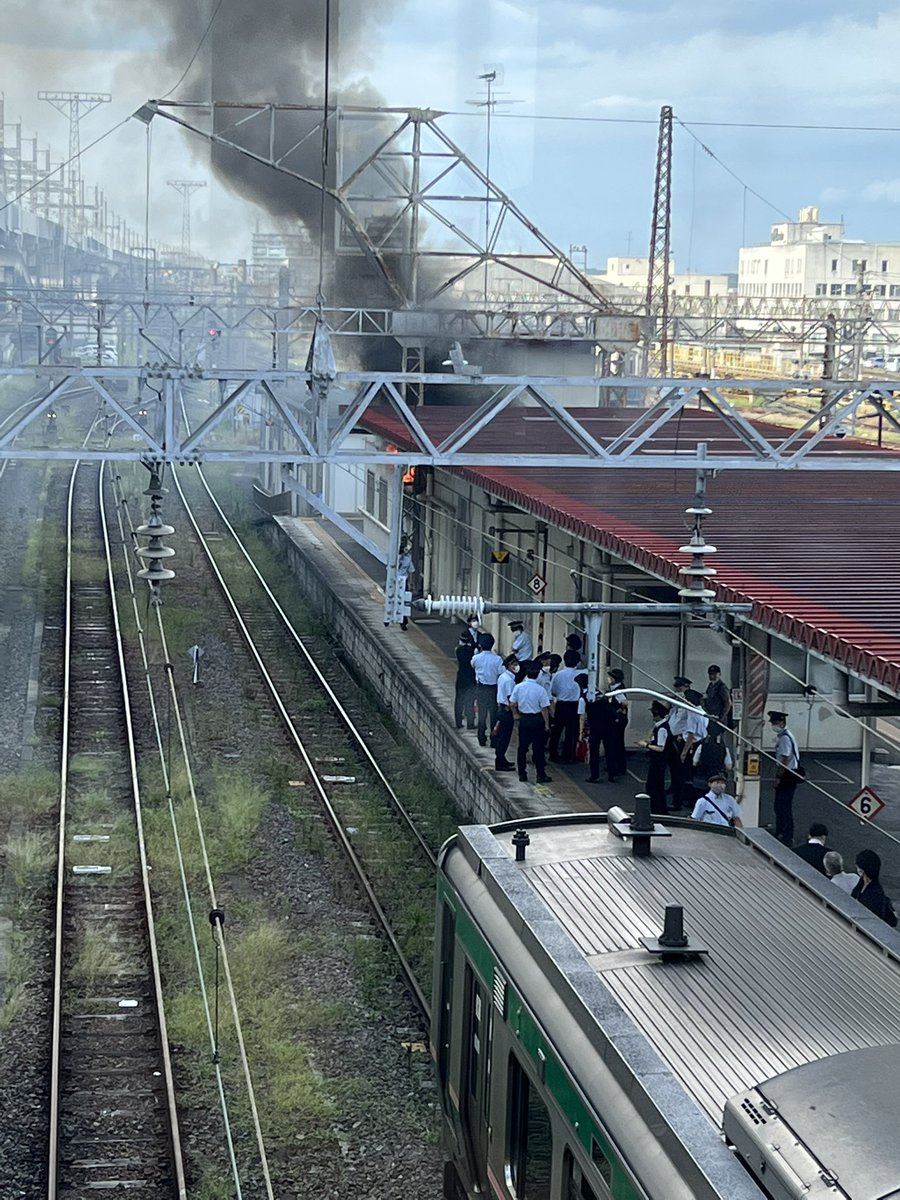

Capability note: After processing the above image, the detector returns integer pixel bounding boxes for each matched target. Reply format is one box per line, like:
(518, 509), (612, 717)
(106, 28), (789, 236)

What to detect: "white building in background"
(599, 256), (731, 298)
(738, 206), (900, 300)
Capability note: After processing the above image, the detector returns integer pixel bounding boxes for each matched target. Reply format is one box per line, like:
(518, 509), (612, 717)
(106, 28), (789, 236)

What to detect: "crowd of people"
(452, 621), (895, 927)
(453, 618), (734, 792)
(792, 823), (898, 927)
(631, 665), (735, 816)
(454, 618), (625, 784)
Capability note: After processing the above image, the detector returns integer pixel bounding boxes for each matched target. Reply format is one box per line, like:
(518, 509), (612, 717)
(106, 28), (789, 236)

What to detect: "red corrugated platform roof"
(357, 405), (900, 692)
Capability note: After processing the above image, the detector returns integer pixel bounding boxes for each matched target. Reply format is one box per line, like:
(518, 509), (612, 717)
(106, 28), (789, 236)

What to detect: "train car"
(432, 803), (900, 1200)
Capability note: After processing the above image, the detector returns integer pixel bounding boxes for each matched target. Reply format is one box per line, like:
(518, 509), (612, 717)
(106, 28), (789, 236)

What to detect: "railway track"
(48, 460), (185, 1199)
(167, 462), (443, 1017)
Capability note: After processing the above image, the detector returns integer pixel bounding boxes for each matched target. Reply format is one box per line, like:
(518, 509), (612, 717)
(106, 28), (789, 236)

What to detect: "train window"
(590, 1140), (612, 1186)
(464, 967), (484, 1104)
(437, 902), (456, 1087)
(506, 1055), (553, 1199)
(462, 966), (491, 1176)
(563, 1147), (603, 1200)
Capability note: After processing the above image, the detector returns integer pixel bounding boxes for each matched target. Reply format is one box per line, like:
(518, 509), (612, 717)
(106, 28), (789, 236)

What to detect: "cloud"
(862, 179), (900, 203)
(583, 94), (658, 113)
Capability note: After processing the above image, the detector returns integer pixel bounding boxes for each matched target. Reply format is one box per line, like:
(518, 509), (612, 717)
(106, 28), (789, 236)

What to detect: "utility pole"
(167, 180), (207, 255)
(38, 91), (110, 236)
(643, 105), (674, 377)
(851, 257), (871, 383)
(467, 66), (520, 314)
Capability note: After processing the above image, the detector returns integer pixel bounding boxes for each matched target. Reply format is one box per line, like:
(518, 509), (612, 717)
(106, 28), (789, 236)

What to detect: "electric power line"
(0, 0), (224, 217)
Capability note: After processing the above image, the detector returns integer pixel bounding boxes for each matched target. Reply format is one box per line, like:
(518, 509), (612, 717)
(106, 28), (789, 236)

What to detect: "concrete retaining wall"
(265, 518), (520, 827)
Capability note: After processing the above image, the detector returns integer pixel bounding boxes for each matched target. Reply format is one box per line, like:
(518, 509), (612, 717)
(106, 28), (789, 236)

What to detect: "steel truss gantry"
(2, 363), (900, 470)
(7, 288), (900, 370)
(138, 100), (617, 313)
(0, 291), (641, 368)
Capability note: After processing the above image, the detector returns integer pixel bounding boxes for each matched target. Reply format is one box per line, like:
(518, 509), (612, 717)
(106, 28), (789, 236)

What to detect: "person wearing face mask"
(462, 614), (481, 647)
(691, 773), (743, 828)
(852, 849), (898, 927)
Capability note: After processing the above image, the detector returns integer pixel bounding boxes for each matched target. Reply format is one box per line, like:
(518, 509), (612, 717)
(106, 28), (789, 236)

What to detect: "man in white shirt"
(509, 662), (552, 784)
(691, 773), (743, 829)
(493, 654), (519, 772)
(472, 634), (504, 747)
(667, 676), (693, 806)
(508, 620), (533, 663)
(823, 850), (858, 894)
(549, 649), (582, 762)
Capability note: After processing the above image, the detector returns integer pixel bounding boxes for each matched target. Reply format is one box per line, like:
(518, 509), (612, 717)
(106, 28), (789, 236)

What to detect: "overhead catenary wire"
(316, 0), (333, 313)
(451, 109), (900, 134)
(675, 117), (793, 222)
(158, 0), (225, 101)
(0, 0), (223, 218)
(105, 461), (245, 1197)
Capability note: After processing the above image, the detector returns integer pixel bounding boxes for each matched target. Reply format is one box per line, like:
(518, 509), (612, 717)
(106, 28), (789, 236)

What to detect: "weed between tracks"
(0, 770), (57, 1030)
(130, 469), (448, 1186)
(142, 773), (340, 1150)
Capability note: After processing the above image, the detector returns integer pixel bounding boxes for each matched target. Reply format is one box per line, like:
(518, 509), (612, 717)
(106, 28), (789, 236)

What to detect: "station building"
(309, 404), (900, 773)
(738, 205), (900, 301)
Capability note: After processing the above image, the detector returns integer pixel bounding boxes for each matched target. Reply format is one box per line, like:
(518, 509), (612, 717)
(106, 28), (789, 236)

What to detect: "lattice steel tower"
(644, 104), (674, 376)
(38, 91), (110, 232)
(167, 180), (207, 254)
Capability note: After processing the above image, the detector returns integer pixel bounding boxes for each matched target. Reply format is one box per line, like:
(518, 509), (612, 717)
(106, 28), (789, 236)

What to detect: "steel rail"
(98, 461), (187, 1197)
(46, 455), (186, 1198)
(170, 468), (431, 1019)
(190, 467), (437, 867)
(105, 466), (248, 1197)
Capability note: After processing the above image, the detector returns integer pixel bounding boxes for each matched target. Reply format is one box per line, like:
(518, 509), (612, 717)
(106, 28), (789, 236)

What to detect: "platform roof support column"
(383, 461), (406, 625)
(737, 625), (769, 827)
(585, 613), (602, 699)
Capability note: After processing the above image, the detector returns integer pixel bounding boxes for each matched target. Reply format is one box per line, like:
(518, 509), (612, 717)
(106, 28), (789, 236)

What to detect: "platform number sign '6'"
(848, 786), (886, 823)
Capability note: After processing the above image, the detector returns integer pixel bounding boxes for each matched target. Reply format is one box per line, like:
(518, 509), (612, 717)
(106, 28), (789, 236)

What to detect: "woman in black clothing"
(852, 849), (898, 927)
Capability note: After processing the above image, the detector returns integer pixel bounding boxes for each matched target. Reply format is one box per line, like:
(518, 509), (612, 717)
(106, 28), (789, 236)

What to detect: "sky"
(2, 0), (900, 276)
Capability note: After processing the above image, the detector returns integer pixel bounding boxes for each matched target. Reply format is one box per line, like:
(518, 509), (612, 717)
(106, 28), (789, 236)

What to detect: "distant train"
(432, 805), (900, 1200)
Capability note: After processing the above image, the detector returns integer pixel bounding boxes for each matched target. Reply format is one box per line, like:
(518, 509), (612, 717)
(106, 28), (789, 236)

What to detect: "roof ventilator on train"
(606, 793), (672, 858)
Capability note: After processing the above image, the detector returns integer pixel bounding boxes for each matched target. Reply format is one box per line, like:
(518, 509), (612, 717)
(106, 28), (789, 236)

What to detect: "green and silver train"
(432, 807), (900, 1200)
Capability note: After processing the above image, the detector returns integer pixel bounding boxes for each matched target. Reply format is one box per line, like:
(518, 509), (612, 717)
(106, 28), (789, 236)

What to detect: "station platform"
(274, 516), (644, 820)
(272, 516), (900, 894)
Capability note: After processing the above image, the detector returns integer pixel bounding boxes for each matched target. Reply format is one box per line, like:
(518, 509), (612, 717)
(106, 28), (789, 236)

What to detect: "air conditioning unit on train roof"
(724, 1044), (900, 1200)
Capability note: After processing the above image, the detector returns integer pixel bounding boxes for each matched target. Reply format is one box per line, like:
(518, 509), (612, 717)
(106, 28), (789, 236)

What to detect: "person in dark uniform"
(606, 668), (628, 779)
(453, 634), (477, 729)
(644, 700), (671, 815)
(582, 681), (620, 783)
(509, 662), (552, 785)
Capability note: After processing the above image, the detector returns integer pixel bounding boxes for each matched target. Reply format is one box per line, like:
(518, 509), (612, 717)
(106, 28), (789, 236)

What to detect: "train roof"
(443, 815), (900, 1199)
